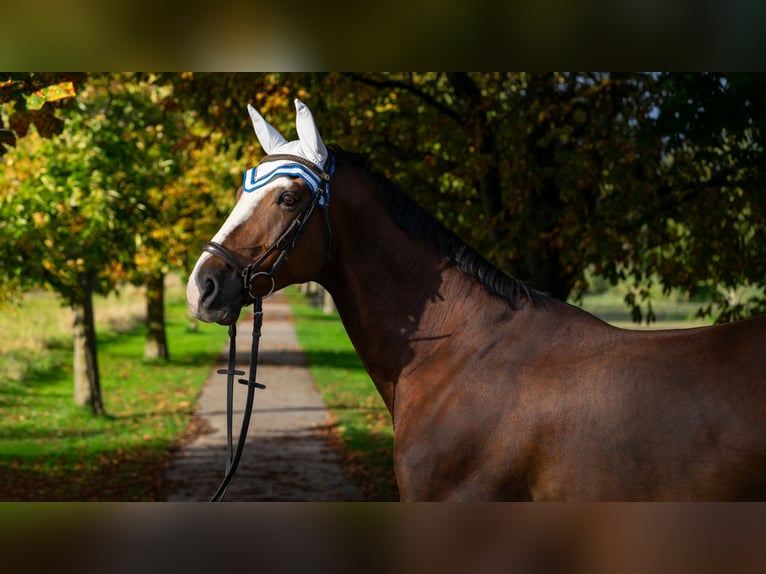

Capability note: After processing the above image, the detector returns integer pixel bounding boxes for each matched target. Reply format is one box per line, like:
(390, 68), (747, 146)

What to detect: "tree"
(116, 77), (241, 360)
(2, 74), (241, 406)
(0, 76), (178, 413)
(312, 73), (666, 303)
(118, 78), (190, 361)
(1, 124), (137, 414)
(640, 73), (766, 321)
(324, 72), (766, 322)
(136, 125), (241, 357)
(168, 72), (766, 323)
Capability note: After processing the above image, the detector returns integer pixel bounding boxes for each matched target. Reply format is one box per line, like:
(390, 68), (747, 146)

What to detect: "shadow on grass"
(333, 424), (397, 501)
(302, 349), (366, 372)
(94, 327), (146, 358)
(288, 312), (341, 324)
(0, 425), (390, 501)
(0, 444), (172, 501)
(1, 348), (71, 392)
(163, 350), (227, 366)
(0, 426), (107, 441)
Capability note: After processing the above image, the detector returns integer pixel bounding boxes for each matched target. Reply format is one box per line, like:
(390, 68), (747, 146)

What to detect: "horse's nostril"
(201, 278), (216, 303)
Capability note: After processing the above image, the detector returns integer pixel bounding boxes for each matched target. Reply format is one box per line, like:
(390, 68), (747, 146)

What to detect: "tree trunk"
(523, 243), (574, 301)
(321, 287), (336, 314)
(144, 272), (169, 360)
(72, 271), (105, 416)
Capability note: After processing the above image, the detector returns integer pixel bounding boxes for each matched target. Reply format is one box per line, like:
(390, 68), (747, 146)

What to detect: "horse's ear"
(294, 99), (328, 167)
(247, 103), (287, 154)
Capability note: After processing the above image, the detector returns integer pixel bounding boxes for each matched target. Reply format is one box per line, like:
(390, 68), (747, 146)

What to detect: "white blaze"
(186, 181), (274, 314)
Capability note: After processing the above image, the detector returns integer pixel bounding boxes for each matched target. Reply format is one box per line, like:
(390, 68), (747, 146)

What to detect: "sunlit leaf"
(24, 82), (76, 111)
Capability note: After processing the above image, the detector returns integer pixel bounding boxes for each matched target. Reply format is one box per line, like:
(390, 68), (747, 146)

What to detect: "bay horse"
(187, 99), (766, 500)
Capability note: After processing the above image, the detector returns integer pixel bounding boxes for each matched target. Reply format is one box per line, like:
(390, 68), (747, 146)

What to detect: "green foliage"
(0, 74), (239, 302)
(4, 71), (764, 326)
(1, 77), (155, 301)
(172, 72), (766, 323)
(140, 129), (240, 278)
(0, 73), (83, 156)
(0, 73), (240, 410)
(635, 73), (766, 322)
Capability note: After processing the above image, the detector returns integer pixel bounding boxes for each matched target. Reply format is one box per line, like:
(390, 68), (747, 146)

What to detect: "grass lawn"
(284, 287), (398, 501)
(573, 283), (713, 330)
(0, 278), (224, 501)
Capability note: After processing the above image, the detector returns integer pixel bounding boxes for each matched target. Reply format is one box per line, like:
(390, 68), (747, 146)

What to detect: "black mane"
(329, 145), (546, 309)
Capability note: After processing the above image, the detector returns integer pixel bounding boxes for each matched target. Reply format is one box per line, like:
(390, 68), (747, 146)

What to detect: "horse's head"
(187, 99), (333, 324)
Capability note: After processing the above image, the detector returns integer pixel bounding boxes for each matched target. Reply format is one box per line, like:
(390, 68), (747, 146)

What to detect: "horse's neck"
(321, 168), (511, 414)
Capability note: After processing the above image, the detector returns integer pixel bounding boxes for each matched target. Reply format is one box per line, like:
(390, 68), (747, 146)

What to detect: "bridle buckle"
(247, 271), (275, 300)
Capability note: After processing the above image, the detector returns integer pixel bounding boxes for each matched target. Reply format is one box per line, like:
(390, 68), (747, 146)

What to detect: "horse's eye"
(278, 192), (299, 208)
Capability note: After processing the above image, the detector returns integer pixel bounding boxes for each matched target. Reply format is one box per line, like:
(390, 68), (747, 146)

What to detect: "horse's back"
(525, 313), (766, 500)
(394, 298), (766, 500)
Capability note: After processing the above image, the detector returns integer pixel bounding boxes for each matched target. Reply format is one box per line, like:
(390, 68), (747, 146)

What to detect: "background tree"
(1, 73), (241, 412)
(136, 125), (241, 357)
(640, 73), (766, 321)
(1, 76), (181, 412)
(170, 72), (766, 323)
(1, 83), (144, 414)
(117, 77), (241, 360)
(9, 73), (754, 328)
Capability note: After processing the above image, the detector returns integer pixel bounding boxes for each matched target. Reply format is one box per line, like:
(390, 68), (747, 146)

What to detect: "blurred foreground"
(2, 1), (762, 68)
(2, 503), (764, 574)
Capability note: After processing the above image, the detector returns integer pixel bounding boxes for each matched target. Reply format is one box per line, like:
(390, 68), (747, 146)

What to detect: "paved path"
(164, 292), (364, 501)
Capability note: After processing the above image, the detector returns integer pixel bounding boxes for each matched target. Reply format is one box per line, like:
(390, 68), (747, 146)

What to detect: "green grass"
(284, 287), (398, 501)
(0, 281), (224, 501)
(573, 284), (714, 329)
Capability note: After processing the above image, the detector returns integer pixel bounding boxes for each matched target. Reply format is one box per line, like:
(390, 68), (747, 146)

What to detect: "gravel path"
(164, 292), (364, 501)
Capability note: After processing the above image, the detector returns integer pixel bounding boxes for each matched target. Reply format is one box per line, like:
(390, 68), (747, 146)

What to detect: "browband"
(259, 153), (331, 181)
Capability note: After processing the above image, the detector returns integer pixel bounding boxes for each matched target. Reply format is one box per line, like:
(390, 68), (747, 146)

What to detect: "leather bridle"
(202, 152), (334, 301)
(202, 152), (334, 501)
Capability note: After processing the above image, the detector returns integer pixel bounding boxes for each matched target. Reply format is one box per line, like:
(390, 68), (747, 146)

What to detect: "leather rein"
(202, 153), (334, 501)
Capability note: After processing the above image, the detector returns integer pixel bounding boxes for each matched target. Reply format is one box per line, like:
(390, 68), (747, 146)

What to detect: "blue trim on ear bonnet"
(242, 158), (333, 207)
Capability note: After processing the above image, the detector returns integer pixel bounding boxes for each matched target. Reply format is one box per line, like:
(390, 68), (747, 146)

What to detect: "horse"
(187, 99), (766, 500)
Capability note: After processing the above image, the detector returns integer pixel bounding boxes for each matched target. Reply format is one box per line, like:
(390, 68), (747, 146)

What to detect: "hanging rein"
(201, 153), (334, 502)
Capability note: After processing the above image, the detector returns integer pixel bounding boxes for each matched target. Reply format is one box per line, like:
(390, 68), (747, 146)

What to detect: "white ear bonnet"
(243, 99), (332, 207)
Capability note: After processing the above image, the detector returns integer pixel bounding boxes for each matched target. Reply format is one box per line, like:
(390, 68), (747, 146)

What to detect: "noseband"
(201, 152), (334, 501)
(202, 153), (334, 301)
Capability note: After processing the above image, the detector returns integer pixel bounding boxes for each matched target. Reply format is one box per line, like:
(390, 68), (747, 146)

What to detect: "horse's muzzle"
(187, 258), (244, 325)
